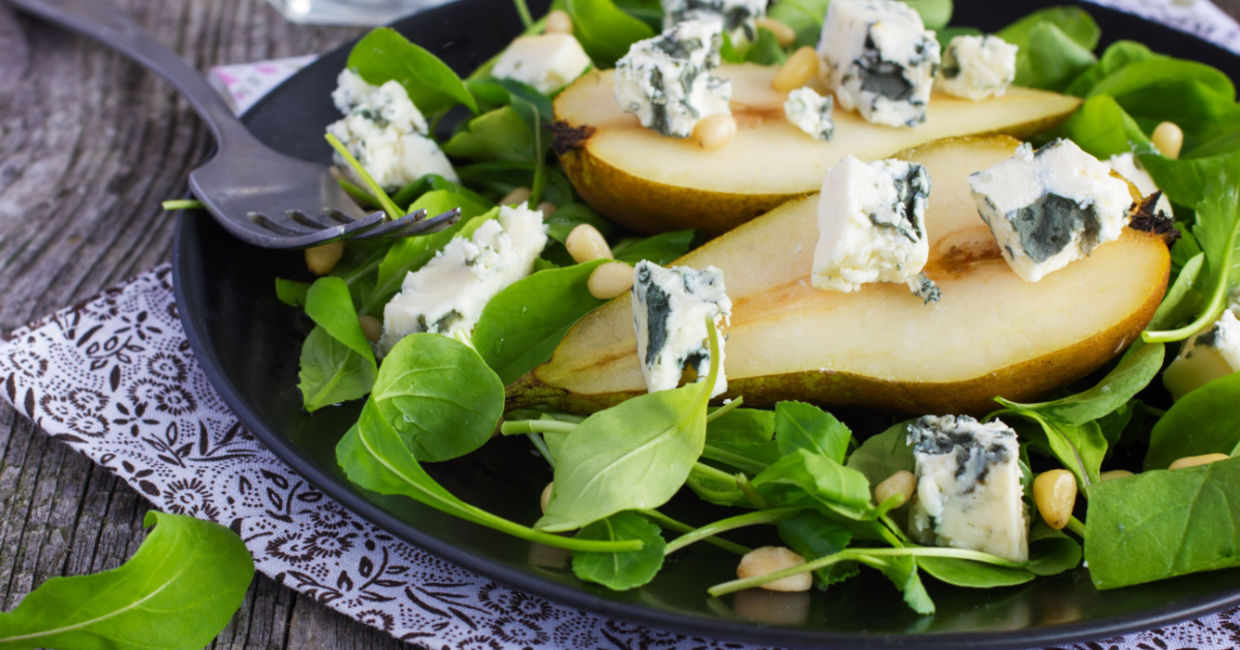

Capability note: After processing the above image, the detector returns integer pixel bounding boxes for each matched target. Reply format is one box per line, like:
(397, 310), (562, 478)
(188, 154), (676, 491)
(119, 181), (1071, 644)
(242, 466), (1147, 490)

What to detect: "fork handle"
(8, 0), (259, 148)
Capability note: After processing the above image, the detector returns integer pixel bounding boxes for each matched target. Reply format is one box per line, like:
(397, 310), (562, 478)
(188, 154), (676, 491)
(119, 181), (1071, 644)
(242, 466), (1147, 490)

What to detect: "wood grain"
(0, 0), (1238, 648)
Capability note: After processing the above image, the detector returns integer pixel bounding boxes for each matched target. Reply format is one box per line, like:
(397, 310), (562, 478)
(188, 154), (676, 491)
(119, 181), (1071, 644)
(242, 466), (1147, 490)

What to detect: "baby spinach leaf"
(1084, 456), (1240, 589)
(997, 405), (1106, 487)
(612, 229), (696, 265)
(298, 277), (378, 412)
(1149, 252), (1205, 331)
(572, 511), (666, 590)
(347, 27), (477, 114)
(766, 0), (829, 47)
(274, 278), (310, 307)
(445, 107), (536, 163)
(1002, 340), (1164, 426)
(1146, 372), (1240, 470)
(409, 189), (494, 222)
(752, 449), (875, 522)
(544, 203), (615, 244)
(1053, 94), (1151, 159)
(774, 401), (851, 463)
(1026, 521), (1082, 576)
(0, 511), (253, 650)
(371, 334), (505, 462)
(900, 0), (952, 31)
(565, 0), (656, 68)
(916, 556), (1033, 589)
(777, 511), (857, 588)
(745, 28), (788, 65)
(1010, 22), (1097, 91)
(1064, 40), (1160, 96)
(998, 6), (1100, 52)
(472, 260), (608, 384)
(686, 463), (749, 506)
(338, 400), (643, 553)
(845, 420), (915, 488)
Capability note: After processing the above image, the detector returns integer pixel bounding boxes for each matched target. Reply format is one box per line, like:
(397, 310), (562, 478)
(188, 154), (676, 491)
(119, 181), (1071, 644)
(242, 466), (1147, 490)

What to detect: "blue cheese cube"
(379, 204), (548, 354)
(327, 70), (457, 190)
(491, 34), (592, 95)
(936, 35), (1018, 100)
(1164, 291), (1240, 399)
(614, 18), (733, 138)
(968, 139), (1134, 282)
(817, 0), (940, 127)
(812, 156), (938, 301)
(632, 262), (732, 397)
(662, 0), (768, 45)
(907, 415), (1029, 563)
(783, 87), (835, 141)
(1105, 152), (1174, 221)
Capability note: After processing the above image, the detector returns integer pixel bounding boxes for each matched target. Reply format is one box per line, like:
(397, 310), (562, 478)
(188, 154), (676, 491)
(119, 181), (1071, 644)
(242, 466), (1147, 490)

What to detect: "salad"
(275, 0), (1240, 617)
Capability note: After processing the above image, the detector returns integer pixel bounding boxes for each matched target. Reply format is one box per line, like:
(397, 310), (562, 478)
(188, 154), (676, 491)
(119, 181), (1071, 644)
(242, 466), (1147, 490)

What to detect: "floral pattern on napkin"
(1, 266), (1239, 649)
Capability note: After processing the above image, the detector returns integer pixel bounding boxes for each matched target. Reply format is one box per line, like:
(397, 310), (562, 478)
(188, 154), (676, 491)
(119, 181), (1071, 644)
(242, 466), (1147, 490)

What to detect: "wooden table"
(0, 0), (1238, 647)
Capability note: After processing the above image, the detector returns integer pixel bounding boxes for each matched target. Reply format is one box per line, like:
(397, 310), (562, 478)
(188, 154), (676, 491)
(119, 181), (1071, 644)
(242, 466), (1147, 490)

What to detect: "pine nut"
(1151, 121), (1183, 159)
(737, 546), (812, 592)
(692, 113), (737, 150)
(1033, 469), (1077, 531)
(566, 224), (612, 263)
(587, 261), (634, 299)
(545, 9), (573, 35)
(501, 186), (531, 206)
(1098, 469), (1134, 482)
(1169, 453), (1229, 470)
(755, 17), (797, 48)
(771, 46), (819, 93)
(540, 481), (554, 514)
(874, 470), (915, 509)
(358, 314), (382, 343)
(304, 241), (344, 276)
(536, 201), (558, 217)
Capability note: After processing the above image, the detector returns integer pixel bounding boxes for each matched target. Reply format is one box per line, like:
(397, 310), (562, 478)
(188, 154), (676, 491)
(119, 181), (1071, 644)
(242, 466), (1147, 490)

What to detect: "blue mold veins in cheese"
(632, 261), (732, 397)
(784, 87), (836, 141)
(661, 0), (769, 46)
(936, 34), (1018, 101)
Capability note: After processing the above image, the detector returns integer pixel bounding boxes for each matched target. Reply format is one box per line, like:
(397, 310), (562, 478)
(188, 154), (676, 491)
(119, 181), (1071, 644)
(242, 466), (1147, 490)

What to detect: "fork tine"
(355, 207), (462, 240)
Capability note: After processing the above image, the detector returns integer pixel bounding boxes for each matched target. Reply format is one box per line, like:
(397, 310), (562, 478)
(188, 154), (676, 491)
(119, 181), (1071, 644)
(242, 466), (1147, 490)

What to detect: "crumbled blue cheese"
(614, 18), (733, 138)
(935, 34), (1018, 100)
(327, 70), (457, 190)
(491, 34), (592, 95)
(812, 156), (938, 301)
(632, 261), (732, 397)
(907, 415), (1029, 563)
(1105, 152), (1174, 221)
(1164, 290), (1240, 399)
(662, 0), (768, 45)
(817, 0), (940, 127)
(968, 139), (1134, 282)
(378, 203), (547, 354)
(783, 87), (835, 141)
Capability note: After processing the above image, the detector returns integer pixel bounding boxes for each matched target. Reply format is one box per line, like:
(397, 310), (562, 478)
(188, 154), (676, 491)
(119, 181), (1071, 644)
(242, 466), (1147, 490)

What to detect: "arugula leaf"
(916, 555), (1033, 588)
(998, 405), (1106, 488)
(845, 420), (915, 488)
(0, 512), (252, 650)
(1026, 521), (1083, 576)
(537, 321), (720, 531)
(472, 260), (608, 384)
(1084, 456), (1240, 589)
(998, 6), (1100, 52)
(565, 0), (656, 67)
(611, 229), (697, 265)
(852, 551), (935, 615)
(347, 27), (477, 114)
(544, 203), (616, 244)
(1053, 94), (1151, 159)
(1010, 22), (1097, 91)
(1000, 341), (1165, 425)
(338, 400), (643, 553)
(371, 334), (505, 462)
(685, 462), (749, 506)
(298, 278), (377, 411)
(1064, 40), (1160, 96)
(703, 407), (780, 473)
(275, 277), (310, 307)
(774, 400), (851, 463)
(1146, 372), (1240, 470)
(572, 511), (666, 589)
(777, 511), (857, 588)
(444, 107), (535, 162)
(1149, 252), (1205, 331)
(751, 449), (875, 522)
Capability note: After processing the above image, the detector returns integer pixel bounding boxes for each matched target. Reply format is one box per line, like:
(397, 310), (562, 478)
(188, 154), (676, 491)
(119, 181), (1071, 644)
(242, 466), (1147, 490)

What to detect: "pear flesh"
(510, 136), (1170, 415)
(552, 64), (1082, 235)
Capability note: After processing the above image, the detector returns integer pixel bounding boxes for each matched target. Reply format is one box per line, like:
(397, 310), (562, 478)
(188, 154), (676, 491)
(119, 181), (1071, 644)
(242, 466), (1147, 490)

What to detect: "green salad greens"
(278, 0), (1240, 614)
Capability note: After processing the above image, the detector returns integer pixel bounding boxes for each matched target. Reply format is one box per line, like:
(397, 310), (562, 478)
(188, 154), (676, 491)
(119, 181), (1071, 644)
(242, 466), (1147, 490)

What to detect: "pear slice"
(509, 135), (1170, 415)
(553, 64), (1081, 236)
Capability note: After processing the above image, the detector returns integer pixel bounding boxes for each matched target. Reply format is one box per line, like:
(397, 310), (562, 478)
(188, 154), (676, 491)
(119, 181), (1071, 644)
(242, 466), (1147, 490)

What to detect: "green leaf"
(773, 401), (851, 464)
(1064, 40), (1160, 96)
(565, 0), (656, 68)
(367, 208), (500, 313)
(371, 334), (505, 462)
(544, 203), (615, 244)
(852, 551), (935, 615)
(1084, 456), (1240, 589)
(338, 400), (643, 553)
(703, 407), (780, 473)
(998, 6), (1100, 52)
(611, 229), (696, 265)
(916, 555), (1033, 588)
(1149, 252), (1205, 331)
(1146, 372), (1240, 470)
(409, 189), (494, 222)
(571, 511), (666, 589)
(744, 28), (788, 65)
(777, 511), (857, 588)
(0, 512), (253, 650)
(1009, 22), (1098, 91)
(845, 420), (916, 488)
(298, 327), (378, 412)
(1001, 340), (1164, 425)
(274, 278), (310, 307)
(766, 0), (830, 47)
(900, 0), (952, 31)
(1026, 521), (1082, 576)
(752, 449), (875, 522)
(998, 405), (1106, 488)
(444, 107), (536, 163)
(685, 463), (748, 506)
(1053, 94), (1151, 159)
(472, 260), (608, 384)
(307, 277), (375, 364)
(347, 27), (477, 114)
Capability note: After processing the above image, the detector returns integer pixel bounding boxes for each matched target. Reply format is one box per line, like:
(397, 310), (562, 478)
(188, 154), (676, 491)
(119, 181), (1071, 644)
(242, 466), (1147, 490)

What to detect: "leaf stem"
(706, 396), (745, 423)
(512, 0), (534, 28)
(1143, 216), (1240, 342)
(527, 433), (555, 469)
(161, 199), (203, 211)
(664, 507), (799, 555)
(640, 510), (751, 556)
(736, 474), (769, 510)
(500, 419), (578, 436)
(325, 133), (404, 220)
(700, 443), (767, 475)
(1066, 515), (1087, 538)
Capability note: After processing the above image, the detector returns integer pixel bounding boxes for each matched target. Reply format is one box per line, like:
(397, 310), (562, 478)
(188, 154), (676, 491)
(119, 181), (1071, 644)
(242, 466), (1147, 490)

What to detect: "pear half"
(509, 135), (1170, 415)
(553, 64), (1081, 236)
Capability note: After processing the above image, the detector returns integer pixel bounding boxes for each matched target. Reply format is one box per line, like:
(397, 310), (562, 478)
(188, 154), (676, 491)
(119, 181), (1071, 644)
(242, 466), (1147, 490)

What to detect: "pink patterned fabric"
(1, 266), (1238, 649)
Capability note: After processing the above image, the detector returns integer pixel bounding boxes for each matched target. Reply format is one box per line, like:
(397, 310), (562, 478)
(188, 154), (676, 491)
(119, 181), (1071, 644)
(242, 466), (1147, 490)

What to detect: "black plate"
(174, 1), (1240, 647)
